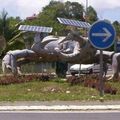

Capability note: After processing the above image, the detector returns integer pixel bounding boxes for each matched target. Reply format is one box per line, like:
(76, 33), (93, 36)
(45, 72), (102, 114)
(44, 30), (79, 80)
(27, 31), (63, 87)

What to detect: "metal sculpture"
(2, 30), (120, 80)
(1, 16), (119, 80)
(2, 49), (37, 75)
(1, 32), (78, 74)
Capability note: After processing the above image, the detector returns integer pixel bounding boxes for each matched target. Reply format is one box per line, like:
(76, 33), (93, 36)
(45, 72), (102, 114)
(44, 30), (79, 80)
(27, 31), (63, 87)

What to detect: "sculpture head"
(55, 30), (97, 64)
(58, 31), (87, 58)
(59, 31), (87, 48)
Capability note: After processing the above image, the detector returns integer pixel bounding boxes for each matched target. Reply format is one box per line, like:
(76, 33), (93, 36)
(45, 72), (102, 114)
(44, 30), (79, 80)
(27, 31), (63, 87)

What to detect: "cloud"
(88, 0), (120, 21)
(67, 0), (120, 9)
(101, 7), (120, 21)
(16, 0), (49, 18)
(0, 0), (50, 19)
(0, 0), (120, 21)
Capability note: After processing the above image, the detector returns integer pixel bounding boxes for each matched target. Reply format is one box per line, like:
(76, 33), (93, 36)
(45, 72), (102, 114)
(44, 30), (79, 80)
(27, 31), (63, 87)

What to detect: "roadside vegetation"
(0, 74), (119, 102)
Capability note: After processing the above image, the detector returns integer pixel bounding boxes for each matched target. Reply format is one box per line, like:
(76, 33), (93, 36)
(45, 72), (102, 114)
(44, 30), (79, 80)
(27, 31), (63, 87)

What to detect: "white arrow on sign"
(92, 27), (112, 42)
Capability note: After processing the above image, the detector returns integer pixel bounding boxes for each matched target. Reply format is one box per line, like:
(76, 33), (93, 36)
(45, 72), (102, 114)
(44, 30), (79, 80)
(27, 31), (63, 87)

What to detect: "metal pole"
(114, 36), (117, 53)
(85, 0), (88, 36)
(99, 50), (104, 97)
(86, 0), (88, 19)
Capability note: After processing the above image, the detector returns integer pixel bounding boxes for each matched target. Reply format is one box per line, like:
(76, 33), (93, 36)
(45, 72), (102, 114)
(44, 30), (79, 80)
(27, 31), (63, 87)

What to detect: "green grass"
(0, 78), (120, 102)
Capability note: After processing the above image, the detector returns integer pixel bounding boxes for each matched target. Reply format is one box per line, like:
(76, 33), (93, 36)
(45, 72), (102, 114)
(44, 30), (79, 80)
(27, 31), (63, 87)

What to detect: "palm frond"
(8, 31), (26, 44)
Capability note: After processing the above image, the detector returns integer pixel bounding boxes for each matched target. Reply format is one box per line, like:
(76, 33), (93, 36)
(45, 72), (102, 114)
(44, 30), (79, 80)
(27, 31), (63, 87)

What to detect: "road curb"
(0, 105), (120, 111)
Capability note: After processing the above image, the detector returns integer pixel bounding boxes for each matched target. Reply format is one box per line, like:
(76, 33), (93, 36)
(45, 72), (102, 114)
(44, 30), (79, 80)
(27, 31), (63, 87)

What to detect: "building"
(26, 14), (38, 20)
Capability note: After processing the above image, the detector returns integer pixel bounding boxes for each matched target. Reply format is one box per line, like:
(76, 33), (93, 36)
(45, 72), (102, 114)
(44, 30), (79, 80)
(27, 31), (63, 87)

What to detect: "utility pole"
(85, 0), (88, 22)
(59, 0), (63, 3)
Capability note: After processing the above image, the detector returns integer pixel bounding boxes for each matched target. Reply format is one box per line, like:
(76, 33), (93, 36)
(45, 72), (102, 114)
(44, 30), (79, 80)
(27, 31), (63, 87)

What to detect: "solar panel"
(57, 17), (91, 29)
(18, 25), (53, 33)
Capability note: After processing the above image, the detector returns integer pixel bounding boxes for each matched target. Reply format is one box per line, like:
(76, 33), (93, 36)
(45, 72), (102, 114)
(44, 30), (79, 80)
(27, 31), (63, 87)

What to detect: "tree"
(64, 1), (84, 20)
(113, 21), (120, 39)
(0, 9), (8, 36)
(0, 10), (25, 57)
(24, 1), (85, 35)
(86, 6), (98, 24)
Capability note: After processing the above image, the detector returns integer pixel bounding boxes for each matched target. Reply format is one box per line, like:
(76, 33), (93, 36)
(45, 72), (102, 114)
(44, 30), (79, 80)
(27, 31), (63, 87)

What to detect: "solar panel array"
(18, 25), (53, 33)
(57, 17), (91, 29)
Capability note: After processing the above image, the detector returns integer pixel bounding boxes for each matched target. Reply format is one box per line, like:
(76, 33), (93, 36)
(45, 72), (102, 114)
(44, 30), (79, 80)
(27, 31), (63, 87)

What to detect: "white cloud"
(0, 0), (120, 21)
(16, 0), (49, 18)
(0, 0), (50, 18)
(88, 0), (120, 21)
(66, 0), (120, 9)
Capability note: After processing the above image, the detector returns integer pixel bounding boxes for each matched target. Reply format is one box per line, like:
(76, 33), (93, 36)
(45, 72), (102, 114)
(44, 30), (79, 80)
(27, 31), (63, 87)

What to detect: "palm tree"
(0, 9), (8, 36)
(0, 9), (8, 52)
(0, 10), (25, 57)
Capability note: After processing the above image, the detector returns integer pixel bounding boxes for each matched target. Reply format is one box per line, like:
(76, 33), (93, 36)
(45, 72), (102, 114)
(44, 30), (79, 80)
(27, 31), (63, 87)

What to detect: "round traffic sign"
(88, 20), (116, 49)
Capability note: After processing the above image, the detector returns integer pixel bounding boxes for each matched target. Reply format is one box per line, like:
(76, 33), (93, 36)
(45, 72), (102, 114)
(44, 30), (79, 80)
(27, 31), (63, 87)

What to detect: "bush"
(0, 73), (51, 85)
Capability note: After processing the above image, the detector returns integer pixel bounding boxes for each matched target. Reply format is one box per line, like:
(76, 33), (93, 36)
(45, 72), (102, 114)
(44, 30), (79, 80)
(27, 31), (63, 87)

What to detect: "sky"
(0, 0), (120, 22)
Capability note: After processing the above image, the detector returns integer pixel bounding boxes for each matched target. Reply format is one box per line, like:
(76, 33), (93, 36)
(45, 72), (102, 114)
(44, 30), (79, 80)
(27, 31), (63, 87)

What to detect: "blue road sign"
(88, 20), (116, 49)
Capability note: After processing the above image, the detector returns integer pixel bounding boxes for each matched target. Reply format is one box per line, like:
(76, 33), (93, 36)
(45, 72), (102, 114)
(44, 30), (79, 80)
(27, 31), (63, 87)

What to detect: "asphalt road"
(0, 111), (120, 120)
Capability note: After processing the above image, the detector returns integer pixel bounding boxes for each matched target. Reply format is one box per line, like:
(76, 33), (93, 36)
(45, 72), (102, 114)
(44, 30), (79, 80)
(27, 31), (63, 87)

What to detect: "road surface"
(0, 111), (120, 120)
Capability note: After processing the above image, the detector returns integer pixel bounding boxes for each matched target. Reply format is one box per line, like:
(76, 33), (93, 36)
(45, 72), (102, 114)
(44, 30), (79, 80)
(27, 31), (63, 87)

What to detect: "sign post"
(89, 20), (116, 97)
(99, 50), (104, 96)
